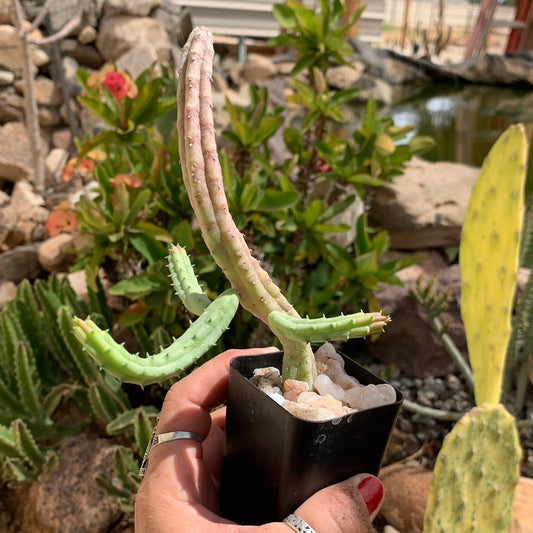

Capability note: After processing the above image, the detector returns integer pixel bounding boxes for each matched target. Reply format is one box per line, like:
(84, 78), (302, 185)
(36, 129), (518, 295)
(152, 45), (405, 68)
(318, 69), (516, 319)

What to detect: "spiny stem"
(177, 26), (316, 384)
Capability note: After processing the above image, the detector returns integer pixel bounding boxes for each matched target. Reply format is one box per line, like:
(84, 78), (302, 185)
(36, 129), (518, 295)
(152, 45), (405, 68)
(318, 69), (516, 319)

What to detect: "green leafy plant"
(72, 27), (391, 390)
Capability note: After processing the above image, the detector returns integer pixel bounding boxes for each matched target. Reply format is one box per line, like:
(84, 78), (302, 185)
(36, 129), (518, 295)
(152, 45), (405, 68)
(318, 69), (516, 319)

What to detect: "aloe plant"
(72, 27), (389, 390)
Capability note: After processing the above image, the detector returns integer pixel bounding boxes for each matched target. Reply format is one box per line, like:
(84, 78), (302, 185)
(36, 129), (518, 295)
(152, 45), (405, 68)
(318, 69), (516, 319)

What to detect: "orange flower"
(62, 158), (76, 182)
(46, 203), (78, 237)
(62, 158), (96, 182)
(109, 174), (143, 188)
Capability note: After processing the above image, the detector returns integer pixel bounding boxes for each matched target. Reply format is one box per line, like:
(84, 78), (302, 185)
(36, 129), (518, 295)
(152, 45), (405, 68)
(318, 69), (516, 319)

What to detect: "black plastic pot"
(219, 350), (403, 525)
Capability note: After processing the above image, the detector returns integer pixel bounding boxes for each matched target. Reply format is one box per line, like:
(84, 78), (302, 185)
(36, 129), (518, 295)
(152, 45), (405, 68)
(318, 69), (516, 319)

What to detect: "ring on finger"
(283, 513), (316, 533)
(139, 422), (203, 477)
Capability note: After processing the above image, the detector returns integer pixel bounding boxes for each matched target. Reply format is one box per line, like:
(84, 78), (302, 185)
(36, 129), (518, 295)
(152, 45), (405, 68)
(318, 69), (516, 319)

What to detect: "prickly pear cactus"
(459, 124), (526, 405)
(424, 403), (521, 533)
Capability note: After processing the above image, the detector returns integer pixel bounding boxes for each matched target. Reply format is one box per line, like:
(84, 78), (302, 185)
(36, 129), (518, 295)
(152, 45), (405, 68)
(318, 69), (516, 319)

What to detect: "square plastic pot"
(219, 350), (403, 525)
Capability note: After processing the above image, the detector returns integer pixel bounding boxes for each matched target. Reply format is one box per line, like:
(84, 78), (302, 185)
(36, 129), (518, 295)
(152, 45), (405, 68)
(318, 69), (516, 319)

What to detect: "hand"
(135, 348), (384, 532)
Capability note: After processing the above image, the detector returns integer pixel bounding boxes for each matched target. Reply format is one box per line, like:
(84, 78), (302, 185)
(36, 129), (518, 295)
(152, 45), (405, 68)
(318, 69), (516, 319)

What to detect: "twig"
(402, 399), (463, 422)
(11, 0), (45, 193)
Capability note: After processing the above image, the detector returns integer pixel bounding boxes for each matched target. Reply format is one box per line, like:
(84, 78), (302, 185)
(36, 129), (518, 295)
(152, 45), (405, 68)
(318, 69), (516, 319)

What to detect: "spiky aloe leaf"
(0, 424), (20, 458)
(88, 384), (123, 424)
(424, 403), (520, 533)
(460, 124), (527, 405)
(133, 408), (154, 453)
(57, 305), (102, 385)
(106, 406), (159, 436)
(11, 419), (45, 470)
(14, 342), (44, 420)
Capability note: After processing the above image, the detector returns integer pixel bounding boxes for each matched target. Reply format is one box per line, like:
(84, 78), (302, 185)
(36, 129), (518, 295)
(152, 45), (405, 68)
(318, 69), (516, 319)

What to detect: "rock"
(368, 156), (479, 250)
(0, 0), (12, 24)
(77, 24), (97, 45)
(38, 106), (63, 127)
(0, 279), (16, 308)
(38, 233), (76, 272)
(368, 252), (467, 378)
(379, 464), (533, 533)
(60, 38), (104, 70)
(31, 77), (63, 106)
(0, 180), (49, 248)
(0, 91), (25, 123)
(509, 476), (533, 533)
(379, 463), (431, 533)
(0, 122), (34, 182)
(0, 69), (15, 86)
(21, 434), (122, 533)
(0, 25), (48, 71)
(241, 53), (277, 83)
(115, 43), (159, 80)
(326, 62), (364, 90)
(51, 128), (74, 151)
(96, 15), (170, 63)
(104, 0), (161, 17)
(0, 243), (43, 282)
(45, 147), (69, 185)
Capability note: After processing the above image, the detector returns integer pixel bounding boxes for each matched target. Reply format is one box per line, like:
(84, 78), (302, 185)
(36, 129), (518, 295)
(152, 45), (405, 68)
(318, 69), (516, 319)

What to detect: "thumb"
(285, 474), (384, 533)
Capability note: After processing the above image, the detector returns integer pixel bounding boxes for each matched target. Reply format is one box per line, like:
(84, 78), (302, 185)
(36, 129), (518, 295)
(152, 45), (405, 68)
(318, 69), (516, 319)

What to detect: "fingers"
(156, 346), (278, 437)
(286, 474), (384, 533)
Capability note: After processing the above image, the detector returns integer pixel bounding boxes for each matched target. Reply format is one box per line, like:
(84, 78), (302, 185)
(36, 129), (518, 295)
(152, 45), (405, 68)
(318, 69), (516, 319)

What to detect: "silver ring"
(283, 514), (316, 533)
(139, 427), (203, 477)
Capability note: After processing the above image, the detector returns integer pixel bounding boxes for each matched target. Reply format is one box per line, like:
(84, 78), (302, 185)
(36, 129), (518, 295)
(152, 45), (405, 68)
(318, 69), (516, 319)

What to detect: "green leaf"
(125, 188), (151, 227)
(272, 4), (297, 28)
(112, 275), (164, 300)
(128, 233), (168, 264)
(14, 343), (43, 419)
(12, 419), (44, 469)
(253, 190), (300, 212)
(134, 408), (154, 453)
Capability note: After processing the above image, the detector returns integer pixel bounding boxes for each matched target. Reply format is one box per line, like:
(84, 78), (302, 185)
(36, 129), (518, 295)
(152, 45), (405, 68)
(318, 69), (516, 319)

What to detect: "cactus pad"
(459, 124), (527, 405)
(424, 403), (521, 533)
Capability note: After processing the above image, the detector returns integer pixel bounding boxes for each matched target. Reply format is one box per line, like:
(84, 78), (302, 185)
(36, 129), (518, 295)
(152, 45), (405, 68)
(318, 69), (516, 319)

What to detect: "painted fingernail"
(357, 475), (384, 517)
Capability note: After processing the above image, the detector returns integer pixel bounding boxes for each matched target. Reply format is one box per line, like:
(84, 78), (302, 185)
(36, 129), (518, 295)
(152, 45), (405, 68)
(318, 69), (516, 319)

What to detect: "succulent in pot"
(72, 27), (402, 525)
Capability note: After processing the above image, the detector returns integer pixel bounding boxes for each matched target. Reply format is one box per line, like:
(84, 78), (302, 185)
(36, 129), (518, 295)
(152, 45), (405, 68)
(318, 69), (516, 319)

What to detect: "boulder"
(241, 54), (278, 83)
(368, 157), (479, 250)
(96, 15), (170, 63)
(38, 233), (76, 273)
(0, 243), (43, 282)
(0, 122), (35, 182)
(20, 434), (123, 533)
(326, 62), (365, 90)
(368, 252), (467, 378)
(104, 0), (161, 17)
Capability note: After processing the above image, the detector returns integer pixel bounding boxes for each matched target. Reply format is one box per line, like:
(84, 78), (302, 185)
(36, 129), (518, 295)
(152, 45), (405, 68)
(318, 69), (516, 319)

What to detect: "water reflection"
(386, 84), (533, 173)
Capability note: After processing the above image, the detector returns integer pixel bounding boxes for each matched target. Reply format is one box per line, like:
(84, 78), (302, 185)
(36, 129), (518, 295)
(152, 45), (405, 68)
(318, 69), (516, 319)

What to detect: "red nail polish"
(357, 475), (384, 516)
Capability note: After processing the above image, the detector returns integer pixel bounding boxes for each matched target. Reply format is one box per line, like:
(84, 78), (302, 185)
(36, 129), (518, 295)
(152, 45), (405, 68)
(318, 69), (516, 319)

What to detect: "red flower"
(104, 71), (129, 99)
(315, 157), (331, 174)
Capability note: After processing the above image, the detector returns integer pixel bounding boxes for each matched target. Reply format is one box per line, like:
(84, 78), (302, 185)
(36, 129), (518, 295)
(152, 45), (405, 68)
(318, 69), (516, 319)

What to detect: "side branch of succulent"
(71, 27), (389, 389)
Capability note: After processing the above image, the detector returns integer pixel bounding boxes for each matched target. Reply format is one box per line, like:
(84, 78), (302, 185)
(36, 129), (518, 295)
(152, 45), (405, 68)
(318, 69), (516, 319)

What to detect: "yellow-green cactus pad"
(459, 124), (527, 405)
(424, 403), (521, 533)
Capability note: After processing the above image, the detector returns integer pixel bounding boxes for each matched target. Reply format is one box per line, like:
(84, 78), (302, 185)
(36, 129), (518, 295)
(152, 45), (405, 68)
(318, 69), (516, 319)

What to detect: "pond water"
(387, 83), (533, 184)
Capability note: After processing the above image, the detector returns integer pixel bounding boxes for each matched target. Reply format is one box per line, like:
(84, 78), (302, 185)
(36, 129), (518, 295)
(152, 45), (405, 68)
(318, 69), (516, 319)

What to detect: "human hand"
(135, 348), (384, 532)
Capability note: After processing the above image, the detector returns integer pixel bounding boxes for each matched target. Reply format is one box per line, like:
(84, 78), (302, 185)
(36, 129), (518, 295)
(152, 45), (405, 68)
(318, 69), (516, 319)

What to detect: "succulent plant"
(424, 125), (526, 532)
(72, 27), (389, 390)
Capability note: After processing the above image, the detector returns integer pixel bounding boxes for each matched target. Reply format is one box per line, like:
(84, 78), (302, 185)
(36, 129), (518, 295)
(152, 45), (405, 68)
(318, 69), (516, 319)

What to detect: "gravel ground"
(350, 347), (533, 478)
